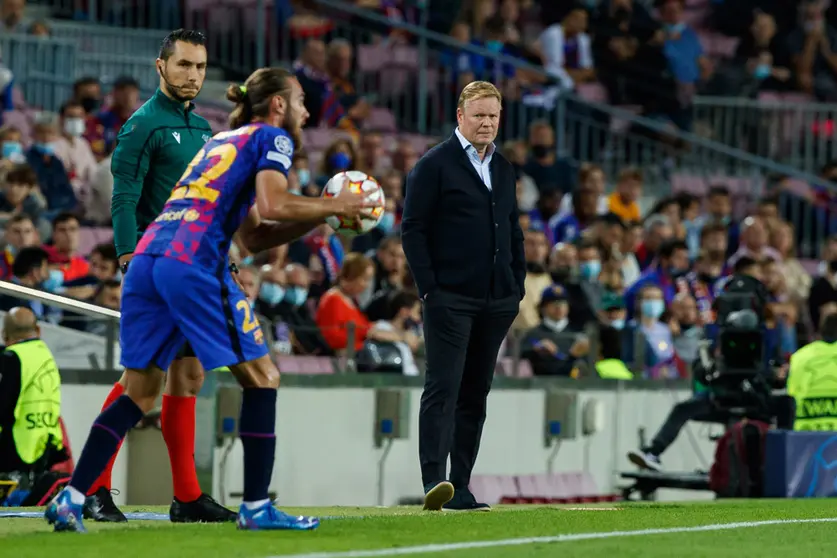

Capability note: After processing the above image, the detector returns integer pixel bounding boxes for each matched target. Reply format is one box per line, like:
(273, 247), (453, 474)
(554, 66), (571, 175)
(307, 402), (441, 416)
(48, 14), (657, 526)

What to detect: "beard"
(160, 66), (201, 102)
(284, 108), (303, 146)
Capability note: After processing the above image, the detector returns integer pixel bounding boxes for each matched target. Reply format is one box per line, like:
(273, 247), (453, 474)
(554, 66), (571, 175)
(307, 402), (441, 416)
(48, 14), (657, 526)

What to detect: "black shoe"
(422, 481), (454, 511)
(169, 493), (236, 523)
(83, 487), (128, 523)
(443, 488), (491, 512)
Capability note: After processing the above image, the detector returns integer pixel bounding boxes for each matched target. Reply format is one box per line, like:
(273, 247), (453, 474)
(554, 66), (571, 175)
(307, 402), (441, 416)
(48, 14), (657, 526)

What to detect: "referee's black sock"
(239, 388), (278, 504)
(69, 395), (144, 495)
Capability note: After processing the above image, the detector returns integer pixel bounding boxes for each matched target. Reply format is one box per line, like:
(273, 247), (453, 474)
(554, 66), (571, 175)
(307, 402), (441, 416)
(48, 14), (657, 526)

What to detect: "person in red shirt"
(43, 212), (89, 282)
(315, 252), (391, 353)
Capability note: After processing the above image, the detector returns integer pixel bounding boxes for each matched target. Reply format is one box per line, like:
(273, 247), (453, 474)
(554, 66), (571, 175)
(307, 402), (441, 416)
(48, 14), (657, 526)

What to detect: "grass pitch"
(1, 499), (836, 558)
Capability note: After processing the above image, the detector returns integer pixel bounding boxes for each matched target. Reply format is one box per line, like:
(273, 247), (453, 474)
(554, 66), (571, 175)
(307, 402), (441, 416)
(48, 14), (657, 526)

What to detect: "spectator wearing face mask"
(523, 120), (576, 195)
(512, 229), (553, 332)
(316, 138), (357, 190)
(25, 121), (78, 216)
(52, 99), (97, 208)
(292, 151), (315, 197)
(635, 214), (673, 270)
(521, 285), (590, 377)
(668, 292), (702, 364)
(624, 284), (685, 379)
(274, 264), (331, 355)
(624, 239), (690, 320)
(595, 292), (634, 380)
(0, 247), (63, 323)
(0, 125), (25, 166)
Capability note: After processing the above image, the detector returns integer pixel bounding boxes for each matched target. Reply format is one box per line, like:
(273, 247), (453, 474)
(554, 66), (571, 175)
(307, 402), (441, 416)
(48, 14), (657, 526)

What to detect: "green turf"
(1, 500), (836, 557)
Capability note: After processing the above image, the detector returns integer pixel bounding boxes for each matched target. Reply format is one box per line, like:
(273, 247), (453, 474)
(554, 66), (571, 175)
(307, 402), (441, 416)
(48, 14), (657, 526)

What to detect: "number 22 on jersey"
(171, 143), (237, 203)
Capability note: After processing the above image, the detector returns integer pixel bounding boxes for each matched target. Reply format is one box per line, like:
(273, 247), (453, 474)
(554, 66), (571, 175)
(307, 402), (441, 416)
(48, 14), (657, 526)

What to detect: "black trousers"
(418, 289), (519, 488)
(648, 394), (796, 456)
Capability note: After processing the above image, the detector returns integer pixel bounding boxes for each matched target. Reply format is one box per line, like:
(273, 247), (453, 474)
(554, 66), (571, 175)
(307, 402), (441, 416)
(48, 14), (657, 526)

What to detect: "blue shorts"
(120, 255), (268, 371)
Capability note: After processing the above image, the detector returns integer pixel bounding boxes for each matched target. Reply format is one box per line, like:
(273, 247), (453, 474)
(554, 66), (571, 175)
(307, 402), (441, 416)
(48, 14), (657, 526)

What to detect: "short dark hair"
(708, 185), (730, 198)
(700, 222), (727, 242)
(675, 192), (700, 212)
(72, 76), (100, 94)
(658, 239), (688, 260)
(5, 164), (38, 186)
(113, 75), (140, 90)
(7, 214), (33, 228)
(484, 14), (506, 35)
(821, 312), (837, 340)
(759, 195), (779, 208)
(576, 238), (599, 253)
(159, 29), (206, 60)
(12, 247), (48, 278)
(389, 290), (420, 318)
(94, 279), (122, 301)
(91, 243), (118, 263)
(52, 211), (80, 228)
(734, 256), (759, 275)
(598, 212), (626, 229)
(59, 99), (83, 116)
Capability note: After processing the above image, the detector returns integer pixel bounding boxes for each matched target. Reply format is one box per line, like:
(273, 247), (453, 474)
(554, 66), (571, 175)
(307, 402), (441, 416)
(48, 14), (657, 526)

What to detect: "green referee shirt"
(110, 88), (213, 257)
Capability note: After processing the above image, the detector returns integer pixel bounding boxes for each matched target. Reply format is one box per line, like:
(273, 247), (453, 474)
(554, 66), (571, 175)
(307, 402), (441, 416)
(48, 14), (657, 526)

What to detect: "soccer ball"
(322, 170), (385, 236)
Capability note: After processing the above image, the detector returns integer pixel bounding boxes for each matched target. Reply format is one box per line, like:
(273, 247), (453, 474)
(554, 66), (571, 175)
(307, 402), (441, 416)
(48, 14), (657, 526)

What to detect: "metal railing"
(0, 281), (119, 370)
(694, 96), (837, 176)
(48, 19), (165, 57)
(0, 34), (77, 110)
(31, 0), (182, 29)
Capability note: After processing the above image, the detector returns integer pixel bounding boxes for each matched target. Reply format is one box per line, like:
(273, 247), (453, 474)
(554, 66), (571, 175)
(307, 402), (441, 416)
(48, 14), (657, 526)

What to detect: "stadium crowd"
(0, 0), (835, 378)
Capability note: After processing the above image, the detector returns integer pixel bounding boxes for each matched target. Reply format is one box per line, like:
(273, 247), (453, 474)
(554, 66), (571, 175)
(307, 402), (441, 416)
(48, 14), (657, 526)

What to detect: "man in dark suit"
(401, 81), (525, 512)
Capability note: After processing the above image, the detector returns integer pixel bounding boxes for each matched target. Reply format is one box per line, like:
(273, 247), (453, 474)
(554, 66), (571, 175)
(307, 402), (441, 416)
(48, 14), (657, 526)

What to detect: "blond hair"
(458, 81), (502, 110)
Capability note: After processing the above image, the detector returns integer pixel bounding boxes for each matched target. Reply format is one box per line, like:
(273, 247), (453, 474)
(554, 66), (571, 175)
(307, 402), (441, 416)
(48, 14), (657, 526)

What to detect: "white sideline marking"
(269, 517), (837, 558)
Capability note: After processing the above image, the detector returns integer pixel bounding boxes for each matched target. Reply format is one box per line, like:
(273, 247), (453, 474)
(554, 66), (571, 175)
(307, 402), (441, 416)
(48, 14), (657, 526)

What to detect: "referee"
(83, 29), (234, 524)
(402, 81), (525, 511)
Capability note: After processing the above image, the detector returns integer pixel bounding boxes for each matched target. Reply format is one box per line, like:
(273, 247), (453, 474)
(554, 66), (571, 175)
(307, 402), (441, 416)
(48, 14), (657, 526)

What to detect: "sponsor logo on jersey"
(156, 208), (201, 222)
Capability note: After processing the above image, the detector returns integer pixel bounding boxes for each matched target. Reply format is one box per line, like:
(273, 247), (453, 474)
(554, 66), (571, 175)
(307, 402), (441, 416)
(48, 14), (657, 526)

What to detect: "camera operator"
(627, 256), (795, 471)
(787, 310), (837, 431)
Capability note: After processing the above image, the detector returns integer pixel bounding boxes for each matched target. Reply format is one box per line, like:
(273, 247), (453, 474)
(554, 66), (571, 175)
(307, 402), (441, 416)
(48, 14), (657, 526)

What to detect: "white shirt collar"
(455, 127), (496, 158)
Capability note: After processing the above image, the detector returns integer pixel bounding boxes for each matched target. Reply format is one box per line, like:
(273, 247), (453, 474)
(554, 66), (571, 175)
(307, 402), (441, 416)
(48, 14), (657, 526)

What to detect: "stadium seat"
(577, 83), (608, 104)
(297, 355), (334, 374)
(78, 227), (114, 257)
(516, 359), (534, 379)
(468, 475), (521, 505)
(365, 108), (397, 133)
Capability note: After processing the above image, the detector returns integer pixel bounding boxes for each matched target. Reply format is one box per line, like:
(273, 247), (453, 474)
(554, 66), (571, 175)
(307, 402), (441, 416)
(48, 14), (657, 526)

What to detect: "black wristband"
(229, 263), (239, 274)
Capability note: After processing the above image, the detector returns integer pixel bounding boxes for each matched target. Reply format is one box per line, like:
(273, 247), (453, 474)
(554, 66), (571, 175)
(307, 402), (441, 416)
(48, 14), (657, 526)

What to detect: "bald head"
(3, 307), (39, 345)
(284, 263), (310, 288)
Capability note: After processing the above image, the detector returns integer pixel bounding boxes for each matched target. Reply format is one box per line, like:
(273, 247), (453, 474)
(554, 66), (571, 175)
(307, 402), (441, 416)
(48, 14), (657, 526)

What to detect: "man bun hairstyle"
(226, 67), (295, 129)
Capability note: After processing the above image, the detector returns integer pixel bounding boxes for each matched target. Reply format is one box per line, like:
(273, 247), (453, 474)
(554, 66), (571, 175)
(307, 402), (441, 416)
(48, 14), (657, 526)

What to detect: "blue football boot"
(237, 502), (319, 531)
(45, 489), (87, 533)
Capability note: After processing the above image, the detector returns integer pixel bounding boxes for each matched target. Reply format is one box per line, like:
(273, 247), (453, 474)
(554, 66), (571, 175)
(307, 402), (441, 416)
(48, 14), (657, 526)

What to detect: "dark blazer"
(401, 133), (526, 301)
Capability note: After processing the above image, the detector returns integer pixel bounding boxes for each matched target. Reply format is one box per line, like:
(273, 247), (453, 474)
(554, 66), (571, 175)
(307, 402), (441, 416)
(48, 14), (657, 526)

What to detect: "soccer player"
(46, 67), (377, 532)
(86, 28), (234, 523)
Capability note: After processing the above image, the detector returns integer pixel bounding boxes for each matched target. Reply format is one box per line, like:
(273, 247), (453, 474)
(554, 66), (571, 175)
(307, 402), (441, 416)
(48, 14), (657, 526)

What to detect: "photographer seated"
(627, 260), (795, 471)
(0, 308), (69, 499)
(521, 285), (590, 377)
